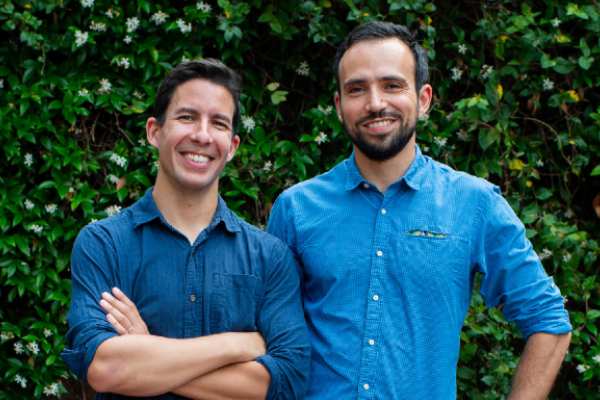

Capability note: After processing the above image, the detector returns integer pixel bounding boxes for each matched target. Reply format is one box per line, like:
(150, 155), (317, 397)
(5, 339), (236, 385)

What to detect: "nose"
(191, 119), (213, 144)
(366, 88), (386, 112)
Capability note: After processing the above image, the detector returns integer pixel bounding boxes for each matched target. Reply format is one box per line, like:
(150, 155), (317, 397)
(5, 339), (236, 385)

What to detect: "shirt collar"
(343, 144), (427, 192)
(132, 188), (241, 233)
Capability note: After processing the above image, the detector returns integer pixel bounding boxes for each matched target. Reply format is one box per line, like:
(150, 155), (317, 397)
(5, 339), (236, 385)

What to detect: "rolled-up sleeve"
(476, 185), (572, 339)
(255, 240), (310, 399)
(61, 224), (118, 381)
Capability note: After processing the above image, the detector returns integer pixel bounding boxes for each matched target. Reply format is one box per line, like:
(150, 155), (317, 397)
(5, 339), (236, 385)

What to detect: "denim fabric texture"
(62, 189), (310, 399)
(267, 146), (571, 400)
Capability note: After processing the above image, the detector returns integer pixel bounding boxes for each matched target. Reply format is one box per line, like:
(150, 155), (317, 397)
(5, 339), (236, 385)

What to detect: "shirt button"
(189, 294), (196, 302)
(381, 208), (387, 215)
(368, 339), (375, 346)
(372, 294), (379, 301)
(363, 383), (370, 390)
(362, 183), (370, 189)
(376, 250), (383, 257)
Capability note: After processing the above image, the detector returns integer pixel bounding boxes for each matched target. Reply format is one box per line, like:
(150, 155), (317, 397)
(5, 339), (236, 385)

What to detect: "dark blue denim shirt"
(62, 189), (310, 399)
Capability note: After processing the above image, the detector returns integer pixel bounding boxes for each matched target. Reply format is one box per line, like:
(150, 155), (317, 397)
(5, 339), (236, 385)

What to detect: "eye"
(177, 114), (193, 121)
(385, 82), (403, 90)
(346, 86), (365, 95)
(213, 120), (231, 131)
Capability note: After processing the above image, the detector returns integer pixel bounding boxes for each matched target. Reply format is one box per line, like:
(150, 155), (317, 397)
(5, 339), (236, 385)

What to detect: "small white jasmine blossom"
(24, 153), (33, 167)
(27, 341), (40, 355)
(14, 341), (24, 354)
(180, 55), (191, 63)
(30, 224), (44, 234)
(123, 35), (132, 44)
(296, 61), (310, 76)
(457, 43), (468, 55)
(241, 115), (256, 132)
(80, 0), (94, 8)
(0, 332), (9, 341)
(262, 161), (273, 172)
(133, 90), (143, 99)
(137, 137), (146, 146)
(43, 382), (61, 396)
(78, 88), (89, 97)
(197, 1), (212, 12)
(90, 218), (98, 223)
(24, 199), (35, 210)
(318, 105), (333, 115)
(422, 145), (430, 153)
(542, 78), (554, 91)
(536, 159), (544, 167)
(14, 374), (27, 388)
(176, 19), (192, 34)
(434, 137), (448, 147)
(451, 67), (463, 81)
(565, 208), (575, 218)
(551, 18), (560, 28)
(592, 354), (600, 364)
(538, 248), (552, 260)
(576, 364), (589, 373)
(43, 328), (52, 338)
(107, 174), (120, 184)
(105, 8), (114, 18)
(562, 252), (572, 263)
(457, 129), (469, 141)
(115, 56), (131, 69)
(98, 78), (112, 94)
(90, 21), (107, 32)
(284, 178), (294, 187)
(151, 11), (168, 25)
(315, 131), (328, 144)
(126, 17), (140, 33)
(45, 204), (57, 214)
(481, 64), (494, 80)
(105, 205), (122, 216)
(74, 30), (88, 47)
(109, 152), (127, 168)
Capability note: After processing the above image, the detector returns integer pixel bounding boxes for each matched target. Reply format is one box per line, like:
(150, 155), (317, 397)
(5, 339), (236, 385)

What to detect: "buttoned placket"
(183, 231), (209, 338)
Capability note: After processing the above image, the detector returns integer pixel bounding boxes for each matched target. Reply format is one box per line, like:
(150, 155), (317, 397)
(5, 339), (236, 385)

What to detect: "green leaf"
(591, 165), (600, 176)
(270, 90), (288, 105)
(478, 129), (500, 150)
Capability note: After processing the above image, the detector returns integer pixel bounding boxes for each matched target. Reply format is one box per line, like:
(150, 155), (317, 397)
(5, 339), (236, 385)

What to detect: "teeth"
(365, 119), (394, 128)
(185, 153), (209, 163)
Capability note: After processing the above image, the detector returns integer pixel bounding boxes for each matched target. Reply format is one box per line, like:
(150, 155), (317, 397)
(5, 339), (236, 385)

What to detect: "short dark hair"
(333, 21), (429, 92)
(153, 59), (242, 132)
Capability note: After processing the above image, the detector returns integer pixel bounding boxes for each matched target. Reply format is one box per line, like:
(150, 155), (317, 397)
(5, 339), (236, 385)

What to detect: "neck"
(354, 137), (416, 193)
(152, 173), (219, 244)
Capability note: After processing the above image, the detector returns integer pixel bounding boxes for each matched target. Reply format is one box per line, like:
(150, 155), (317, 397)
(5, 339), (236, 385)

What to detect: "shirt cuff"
(256, 354), (280, 400)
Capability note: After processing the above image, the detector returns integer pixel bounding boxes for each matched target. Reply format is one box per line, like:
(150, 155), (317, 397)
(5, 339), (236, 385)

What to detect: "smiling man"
(62, 59), (309, 399)
(267, 21), (572, 399)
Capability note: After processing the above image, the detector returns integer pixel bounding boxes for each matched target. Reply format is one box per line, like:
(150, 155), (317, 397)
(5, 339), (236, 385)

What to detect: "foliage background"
(1, 0), (599, 398)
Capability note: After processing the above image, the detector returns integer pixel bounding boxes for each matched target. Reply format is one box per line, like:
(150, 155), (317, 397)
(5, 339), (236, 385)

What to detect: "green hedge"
(1, 0), (598, 398)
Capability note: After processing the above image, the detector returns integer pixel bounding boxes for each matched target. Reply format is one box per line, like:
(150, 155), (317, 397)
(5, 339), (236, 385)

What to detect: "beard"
(343, 110), (417, 162)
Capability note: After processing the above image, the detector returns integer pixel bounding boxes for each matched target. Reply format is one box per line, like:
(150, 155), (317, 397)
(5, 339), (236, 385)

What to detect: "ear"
(417, 84), (433, 118)
(334, 91), (342, 121)
(146, 117), (161, 149)
(226, 134), (241, 162)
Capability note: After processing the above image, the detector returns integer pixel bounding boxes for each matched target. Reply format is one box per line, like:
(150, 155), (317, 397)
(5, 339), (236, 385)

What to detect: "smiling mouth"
(362, 118), (397, 129)
(182, 152), (212, 163)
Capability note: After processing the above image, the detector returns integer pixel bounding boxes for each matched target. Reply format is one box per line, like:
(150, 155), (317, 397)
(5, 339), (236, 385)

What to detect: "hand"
(99, 287), (149, 335)
(228, 332), (267, 360)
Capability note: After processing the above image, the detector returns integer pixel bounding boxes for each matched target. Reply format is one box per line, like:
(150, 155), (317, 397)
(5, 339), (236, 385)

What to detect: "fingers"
(106, 312), (128, 335)
(112, 287), (136, 309)
(100, 297), (132, 335)
(99, 288), (150, 335)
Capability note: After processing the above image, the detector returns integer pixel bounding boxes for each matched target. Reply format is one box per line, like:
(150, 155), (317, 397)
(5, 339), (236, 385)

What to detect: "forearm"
(88, 332), (252, 396)
(508, 332), (571, 400)
(172, 361), (270, 400)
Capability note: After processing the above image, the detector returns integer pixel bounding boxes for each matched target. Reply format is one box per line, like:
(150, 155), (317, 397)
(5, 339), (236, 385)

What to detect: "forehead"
(338, 38), (416, 86)
(168, 78), (235, 117)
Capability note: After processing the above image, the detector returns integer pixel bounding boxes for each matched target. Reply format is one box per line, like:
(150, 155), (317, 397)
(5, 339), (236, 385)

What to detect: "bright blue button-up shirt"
(62, 189), (310, 399)
(267, 146), (571, 400)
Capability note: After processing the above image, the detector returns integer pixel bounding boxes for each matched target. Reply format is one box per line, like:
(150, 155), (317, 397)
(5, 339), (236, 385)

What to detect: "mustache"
(355, 110), (403, 126)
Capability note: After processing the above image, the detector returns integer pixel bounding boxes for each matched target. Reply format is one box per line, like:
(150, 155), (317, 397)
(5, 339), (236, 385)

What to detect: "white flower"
(318, 105), (333, 115)
(565, 209), (574, 218)
(43, 328), (52, 338)
(576, 364), (589, 373)
(592, 354), (600, 364)
(126, 17), (140, 33)
(30, 224), (44, 234)
(133, 90), (143, 99)
(105, 8), (114, 18)
(151, 11), (168, 25)
(14, 374), (27, 388)
(241, 115), (255, 132)
(90, 218), (98, 223)
(284, 178), (294, 187)
(137, 137), (146, 146)
(538, 248), (552, 261)
(115, 57), (131, 69)
(98, 78), (112, 94)
(197, 2), (212, 12)
(562, 252), (572, 263)
(123, 35), (132, 44)
(45, 204), (57, 214)
(542, 78), (554, 91)
(1, 332), (9, 341)
(24, 153), (33, 167)
(107, 174), (120, 184)
(181, 55), (191, 63)
(80, 0), (94, 8)
(27, 341), (40, 355)
(481, 64), (494, 80)
(457, 130), (469, 141)
(24, 201), (41, 216)
(434, 137), (448, 147)
(90, 21), (106, 32)
(109, 152), (127, 168)
(296, 61), (310, 76)
(457, 43), (467, 55)
(78, 88), (89, 97)
(315, 131), (328, 144)
(176, 19), (192, 34)
(551, 18), (560, 27)
(74, 30), (88, 47)
(262, 161), (273, 172)
(451, 67), (463, 81)
(14, 342), (24, 354)
(43, 383), (61, 396)
(105, 205), (122, 216)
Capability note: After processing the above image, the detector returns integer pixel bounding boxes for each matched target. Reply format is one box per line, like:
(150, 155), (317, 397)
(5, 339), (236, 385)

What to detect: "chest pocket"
(209, 273), (262, 333)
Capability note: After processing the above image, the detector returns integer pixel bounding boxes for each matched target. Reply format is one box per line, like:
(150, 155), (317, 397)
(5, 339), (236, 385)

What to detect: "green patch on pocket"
(408, 229), (448, 239)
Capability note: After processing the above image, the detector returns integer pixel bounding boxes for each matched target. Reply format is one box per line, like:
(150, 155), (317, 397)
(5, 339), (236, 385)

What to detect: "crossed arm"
(90, 287), (269, 399)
